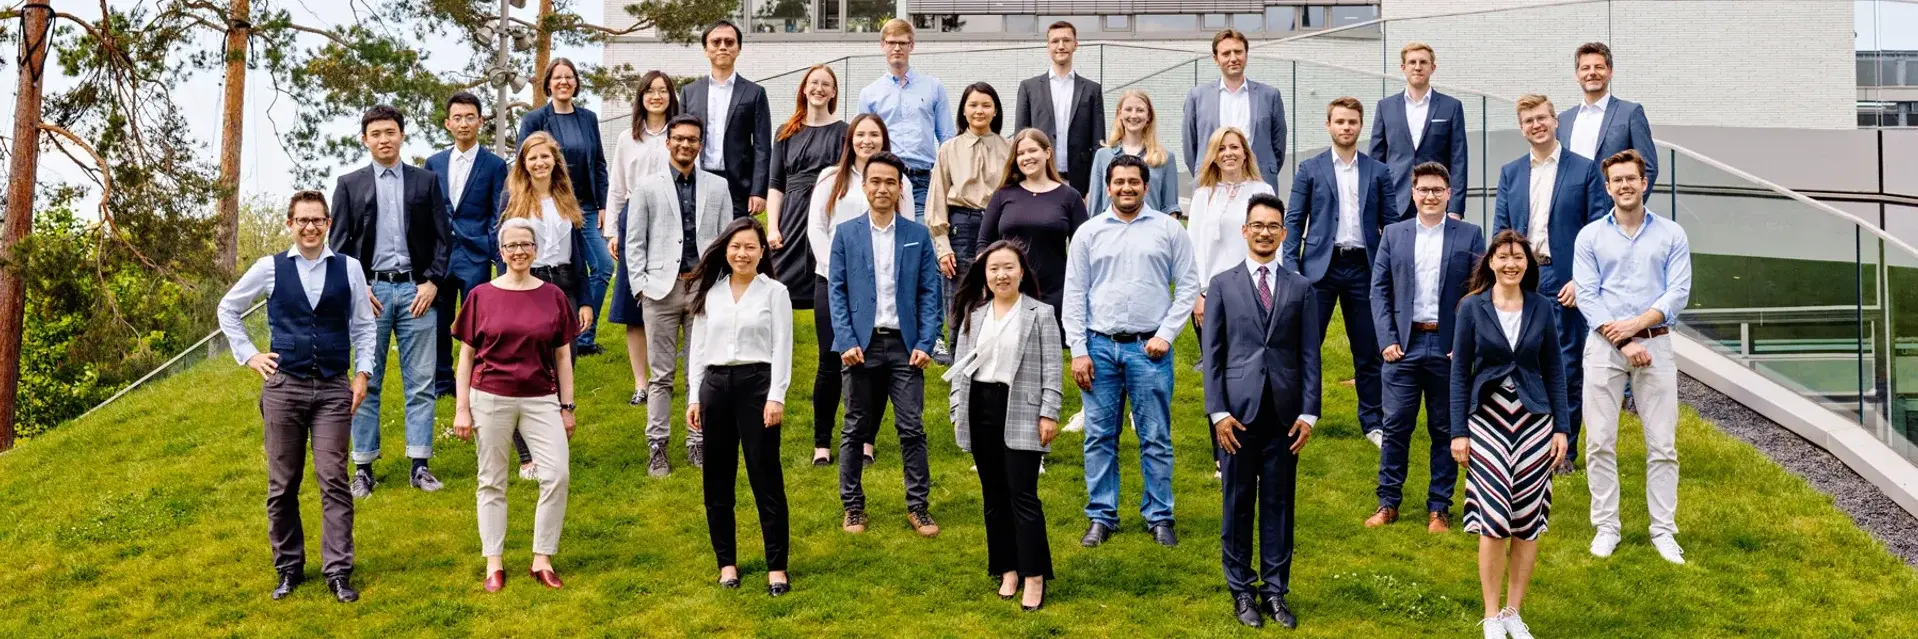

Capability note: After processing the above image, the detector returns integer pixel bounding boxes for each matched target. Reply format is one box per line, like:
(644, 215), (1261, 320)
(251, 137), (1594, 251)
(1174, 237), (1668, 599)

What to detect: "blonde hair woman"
(1187, 126), (1274, 475)
(1087, 90), (1181, 217)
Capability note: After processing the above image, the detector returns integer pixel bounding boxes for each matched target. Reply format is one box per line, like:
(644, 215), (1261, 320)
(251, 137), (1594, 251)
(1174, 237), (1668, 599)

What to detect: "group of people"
(215, 17), (1691, 637)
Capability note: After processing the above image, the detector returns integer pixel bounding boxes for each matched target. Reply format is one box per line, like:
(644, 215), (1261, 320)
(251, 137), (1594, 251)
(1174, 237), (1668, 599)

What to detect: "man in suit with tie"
(327, 104), (452, 499)
(1366, 162), (1484, 533)
(1559, 41), (1657, 209)
(1203, 193), (1319, 629)
(1015, 21), (1105, 195)
(1183, 29), (1287, 193)
(426, 91), (508, 396)
(1370, 43), (1468, 220)
(829, 152), (945, 539)
(1495, 93), (1609, 475)
(1282, 97), (1393, 448)
(680, 20), (772, 220)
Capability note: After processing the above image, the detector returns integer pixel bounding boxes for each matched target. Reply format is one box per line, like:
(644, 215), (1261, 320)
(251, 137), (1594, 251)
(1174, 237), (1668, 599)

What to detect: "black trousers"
(1220, 394), (1298, 598)
(699, 363), (789, 571)
(839, 330), (931, 513)
(969, 382), (1053, 579)
(260, 373), (355, 577)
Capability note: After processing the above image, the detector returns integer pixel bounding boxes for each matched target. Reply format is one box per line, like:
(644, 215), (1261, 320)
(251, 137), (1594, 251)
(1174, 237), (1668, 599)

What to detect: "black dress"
(769, 121), (848, 309)
(977, 184), (1089, 316)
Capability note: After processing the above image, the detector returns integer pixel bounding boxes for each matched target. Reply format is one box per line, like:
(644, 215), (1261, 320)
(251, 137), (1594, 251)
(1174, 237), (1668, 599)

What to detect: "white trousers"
(1582, 334), (1680, 538)
(473, 390), (571, 556)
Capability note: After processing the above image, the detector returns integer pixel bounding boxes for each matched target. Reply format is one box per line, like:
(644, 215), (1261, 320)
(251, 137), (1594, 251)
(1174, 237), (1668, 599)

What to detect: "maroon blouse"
(453, 282), (576, 398)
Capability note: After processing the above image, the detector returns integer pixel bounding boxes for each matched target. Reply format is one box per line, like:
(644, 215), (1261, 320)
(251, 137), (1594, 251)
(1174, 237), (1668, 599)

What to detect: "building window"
(1300, 6), (1327, 28)
(846, 0), (890, 32)
(1103, 15), (1130, 31)
(819, 0), (841, 30)
(1331, 4), (1381, 25)
(1004, 15), (1036, 33)
(1135, 14), (1199, 33)
(914, 14), (1004, 33)
(1038, 16), (1100, 37)
(1231, 13), (1262, 32)
(749, 0), (812, 33)
(1264, 6), (1297, 33)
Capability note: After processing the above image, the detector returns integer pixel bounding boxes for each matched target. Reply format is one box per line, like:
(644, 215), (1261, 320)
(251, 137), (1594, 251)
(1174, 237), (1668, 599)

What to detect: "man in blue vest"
(217, 191), (375, 604)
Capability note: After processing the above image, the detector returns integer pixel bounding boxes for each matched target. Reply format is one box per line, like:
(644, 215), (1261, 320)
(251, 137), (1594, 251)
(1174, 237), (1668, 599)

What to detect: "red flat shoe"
(483, 569), (506, 593)
(530, 567), (564, 589)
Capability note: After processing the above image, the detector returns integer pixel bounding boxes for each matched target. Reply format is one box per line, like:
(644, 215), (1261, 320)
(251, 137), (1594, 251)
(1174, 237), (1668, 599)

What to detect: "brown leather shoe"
(908, 509), (941, 537)
(530, 567), (564, 589)
(843, 509), (868, 534)
(1427, 511), (1452, 533)
(1363, 507), (1399, 528)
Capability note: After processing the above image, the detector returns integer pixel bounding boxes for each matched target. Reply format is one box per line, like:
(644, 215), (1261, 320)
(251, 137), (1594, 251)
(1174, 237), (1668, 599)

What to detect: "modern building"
(1860, 50), (1918, 128)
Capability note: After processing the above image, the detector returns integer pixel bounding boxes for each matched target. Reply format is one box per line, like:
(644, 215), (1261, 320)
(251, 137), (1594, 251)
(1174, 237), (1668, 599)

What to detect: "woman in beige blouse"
(927, 82), (1011, 364)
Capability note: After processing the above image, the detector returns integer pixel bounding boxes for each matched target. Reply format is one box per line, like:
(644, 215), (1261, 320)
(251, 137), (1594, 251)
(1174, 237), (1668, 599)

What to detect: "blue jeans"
(352, 280), (438, 464)
(576, 207), (614, 348)
(1538, 266), (1587, 462)
(906, 167), (932, 223)
(1376, 329), (1456, 512)
(1081, 333), (1176, 527)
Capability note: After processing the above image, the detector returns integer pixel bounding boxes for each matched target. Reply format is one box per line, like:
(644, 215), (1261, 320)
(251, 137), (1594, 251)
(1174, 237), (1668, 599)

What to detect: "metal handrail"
(76, 300), (267, 422)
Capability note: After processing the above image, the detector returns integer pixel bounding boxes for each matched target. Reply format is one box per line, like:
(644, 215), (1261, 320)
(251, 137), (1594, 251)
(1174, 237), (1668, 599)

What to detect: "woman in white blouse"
(802, 113), (916, 466)
(684, 217), (794, 598)
(1185, 126), (1273, 477)
(606, 70), (680, 408)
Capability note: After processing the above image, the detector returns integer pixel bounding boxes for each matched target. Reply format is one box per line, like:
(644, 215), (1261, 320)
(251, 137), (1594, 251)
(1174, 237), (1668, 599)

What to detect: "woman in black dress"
(765, 65), (848, 309)
(977, 129), (1089, 322)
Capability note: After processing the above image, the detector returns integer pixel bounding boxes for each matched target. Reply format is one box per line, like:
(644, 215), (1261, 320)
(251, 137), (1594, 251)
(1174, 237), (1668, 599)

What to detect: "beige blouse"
(926, 130), (1011, 258)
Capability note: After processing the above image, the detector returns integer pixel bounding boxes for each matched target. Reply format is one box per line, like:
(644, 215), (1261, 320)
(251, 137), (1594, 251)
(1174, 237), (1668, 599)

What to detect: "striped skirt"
(1462, 376), (1556, 541)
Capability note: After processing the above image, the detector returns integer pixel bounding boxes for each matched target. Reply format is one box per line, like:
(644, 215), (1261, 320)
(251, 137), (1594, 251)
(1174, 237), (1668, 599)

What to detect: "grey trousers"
(643, 275), (703, 446)
(261, 373), (355, 577)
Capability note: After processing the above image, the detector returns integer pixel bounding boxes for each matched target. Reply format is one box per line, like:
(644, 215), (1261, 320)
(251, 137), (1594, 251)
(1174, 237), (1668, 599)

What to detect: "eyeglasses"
(1414, 187), (1449, 196)
(501, 242), (537, 253)
(289, 217), (329, 229)
(668, 135), (702, 145)
(882, 39), (913, 49)
(1244, 222), (1283, 234)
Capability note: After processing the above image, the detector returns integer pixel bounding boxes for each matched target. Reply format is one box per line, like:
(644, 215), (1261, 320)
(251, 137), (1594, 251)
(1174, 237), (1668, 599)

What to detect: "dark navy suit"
(1282, 149), (1394, 436)
(1370, 90), (1469, 216)
(425, 146), (508, 392)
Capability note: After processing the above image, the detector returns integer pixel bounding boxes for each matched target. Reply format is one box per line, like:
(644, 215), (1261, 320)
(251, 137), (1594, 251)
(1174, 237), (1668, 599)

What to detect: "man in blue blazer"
(1558, 41), (1657, 210)
(1183, 29), (1287, 193)
(1203, 193), (1319, 629)
(1497, 93), (1610, 474)
(1370, 43), (1467, 219)
(426, 92), (508, 395)
(1282, 97), (1394, 445)
(827, 152), (945, 538)
(1366, 163), (1484, 532)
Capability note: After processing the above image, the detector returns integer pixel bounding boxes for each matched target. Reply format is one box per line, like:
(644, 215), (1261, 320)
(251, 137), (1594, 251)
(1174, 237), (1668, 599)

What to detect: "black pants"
(943, 207), (983, 342)
(260, 373), (355, 578)
(969, 382), (1053, 579)
(813, 276), (878, 451)
(699, 363), (789, 571)
(839, 330), (931, 513)
(1220, 394), (1298, 598)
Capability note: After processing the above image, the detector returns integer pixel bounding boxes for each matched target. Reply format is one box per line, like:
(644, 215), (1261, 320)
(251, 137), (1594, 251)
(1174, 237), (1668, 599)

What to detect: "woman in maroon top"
(452, 218), (579, 593)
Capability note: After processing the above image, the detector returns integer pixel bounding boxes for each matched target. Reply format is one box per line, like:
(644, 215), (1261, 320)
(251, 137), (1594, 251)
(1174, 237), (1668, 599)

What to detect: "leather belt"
(1100, 331), (1156, 343)
(1632, 326), (1671, 340)
(370, 270), (412, 283)
(1411, 322), (1440, 333)
(872, 327), (901, 336)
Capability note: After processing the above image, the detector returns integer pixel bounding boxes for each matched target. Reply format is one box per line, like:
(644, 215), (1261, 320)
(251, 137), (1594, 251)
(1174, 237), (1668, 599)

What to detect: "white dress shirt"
(605, 124), (671, 234)
(1332, 151), (1364, 249)
(1569, 93), (1610, 161)
(805, 165), (918, 277)
(1528, 144), (1562, 259)
(1411, 217), (1445, 323)
(532, 198), (573, 268)
(1209, 256), (1318, 428)
(969, 301), (1024, 385)
(1187, 180), (1276, 292)
(1404, 88), (1431, 150)
(1218, 78), (1253, 134)
(448, 143), (478, 209)
(702, 72), (737, 172)
(217, 247), (377, 376)
(687, 274), (794, 404)
(1049, 70), (1076, 172)
(870, 215), (900, 330)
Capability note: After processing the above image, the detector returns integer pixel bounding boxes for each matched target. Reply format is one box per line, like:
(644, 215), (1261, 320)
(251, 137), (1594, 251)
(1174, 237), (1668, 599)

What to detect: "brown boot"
(1363, 507), (1399, 528)
(908, 509), (941, 538)
(1427, 511), (1452, 533)
(842, 509), (868, 534)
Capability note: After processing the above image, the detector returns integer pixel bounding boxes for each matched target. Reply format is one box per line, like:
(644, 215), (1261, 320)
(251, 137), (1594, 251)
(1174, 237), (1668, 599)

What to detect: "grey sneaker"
(688, 442), (705, 470)
(350, 468), (374, 500)
(647, 441), (670, 478)
(410, 466), (444, 492)
(932, 338), (953, 366)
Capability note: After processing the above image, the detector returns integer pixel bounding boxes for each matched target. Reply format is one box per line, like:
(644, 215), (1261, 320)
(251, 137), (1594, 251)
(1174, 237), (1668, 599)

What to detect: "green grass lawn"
(3, 311), (1916, 638)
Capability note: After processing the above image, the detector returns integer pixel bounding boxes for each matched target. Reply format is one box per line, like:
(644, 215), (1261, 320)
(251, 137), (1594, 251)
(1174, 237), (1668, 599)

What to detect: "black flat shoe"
(720, 578), (740, 589)
(629, 391), (647, 406)
(1148, 522), (1179, 547)
(812, 455), (832, 467)
(271, 568), (303, 600)
(768, 581), (791, 597)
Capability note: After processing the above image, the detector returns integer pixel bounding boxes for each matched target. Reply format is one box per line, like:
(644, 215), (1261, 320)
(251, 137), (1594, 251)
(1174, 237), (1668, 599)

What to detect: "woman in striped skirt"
(1448, 230), (1570, 639)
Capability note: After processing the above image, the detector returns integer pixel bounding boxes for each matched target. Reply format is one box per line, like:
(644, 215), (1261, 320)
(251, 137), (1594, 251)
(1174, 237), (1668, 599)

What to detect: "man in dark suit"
(1498, 93), (1609, 474)
(1281, 96), (1393, 447)
(1015, 21), (1105, 195)
(1183, 29), (1287, 193)
(680, 20), (771, 220)
(1558, 41), (1657, 210)
(426, 91), (508, 395)
(828, 152), (945, 539)
(1370, 42), (1467, 219)
(327, 104), (452, 499)
(1367, 162), (1484, 533)
(1203, 193), (1320, 630)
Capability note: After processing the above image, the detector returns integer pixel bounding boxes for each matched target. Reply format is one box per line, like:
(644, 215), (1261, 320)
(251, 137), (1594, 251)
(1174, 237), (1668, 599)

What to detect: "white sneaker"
(1651, 533), (1686, 565)
(1590, 531), (1621, 558)
(1062, 412), (1084, 433)
(1480, 616), (1509, 639)
(519, 463), (538, 481)
(970, 464), (978, 472)
(1500, 608), (1535, 639)
(1365, 430), (1384, 448)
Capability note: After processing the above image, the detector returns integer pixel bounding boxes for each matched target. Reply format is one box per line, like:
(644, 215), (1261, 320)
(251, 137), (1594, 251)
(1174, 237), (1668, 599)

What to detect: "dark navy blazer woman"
(1447, 291), (1571, 438)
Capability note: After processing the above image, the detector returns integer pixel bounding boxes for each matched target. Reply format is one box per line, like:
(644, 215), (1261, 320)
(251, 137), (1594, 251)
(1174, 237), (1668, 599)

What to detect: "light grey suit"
(946, 295), (1064, 453)
(624, 168), (733, 301)
(1181, 79), (1289, 193)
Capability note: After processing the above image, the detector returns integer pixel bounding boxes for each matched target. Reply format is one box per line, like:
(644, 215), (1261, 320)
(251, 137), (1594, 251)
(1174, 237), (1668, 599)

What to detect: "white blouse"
(604, 125), (672, 235)
(1186, 180), (1276, 292)
(1496, 306), (1524, 350)
(969, 302), (1024, 385)
(806, 164), (919, 278)
(687, 274), (794, 405)
(532, 198), (573, 268)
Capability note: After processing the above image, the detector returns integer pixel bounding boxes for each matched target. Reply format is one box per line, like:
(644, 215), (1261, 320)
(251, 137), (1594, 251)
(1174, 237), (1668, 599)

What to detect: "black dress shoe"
(720, 577), (741, 589)
(1022, 592), (1046, 612)
(1263, 594), (1298, 629)
(768, 581), (791, 597)
(1148, 522), (1178, 547)
(327, 575), (359, 603)
(1233, 593), (1264, 628)
(271, 568), (303, 600)
(1080, 522), (1114, 548)
(576, 343), (604, 357)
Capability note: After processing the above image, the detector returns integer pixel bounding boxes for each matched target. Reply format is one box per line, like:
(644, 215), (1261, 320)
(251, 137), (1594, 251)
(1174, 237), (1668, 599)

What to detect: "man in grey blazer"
(1558, 41), (1657, 209)
(1015, 21), (1105, 195)
(680, 20), (771, 220)
(626, 114), (734, 476)
(1183, 29), (1287, 193)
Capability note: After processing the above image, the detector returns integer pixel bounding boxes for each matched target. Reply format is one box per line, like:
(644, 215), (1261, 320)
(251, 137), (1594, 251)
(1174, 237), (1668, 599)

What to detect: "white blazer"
(624, 168), (733, 301)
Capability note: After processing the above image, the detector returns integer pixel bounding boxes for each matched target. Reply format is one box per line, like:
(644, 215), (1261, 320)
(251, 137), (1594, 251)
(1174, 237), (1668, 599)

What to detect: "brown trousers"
(261, 372), (356, 577)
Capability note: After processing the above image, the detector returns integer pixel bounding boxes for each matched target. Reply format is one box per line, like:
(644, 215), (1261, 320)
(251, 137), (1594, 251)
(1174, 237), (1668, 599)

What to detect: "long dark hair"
(630, 70), (681, 140)
(1466, 229), (1540, 296)
(952, 240), (1043, 334)
(779, 65), (839, 141)
(690, 217), (772, 315)
(827, 113), (892, 206)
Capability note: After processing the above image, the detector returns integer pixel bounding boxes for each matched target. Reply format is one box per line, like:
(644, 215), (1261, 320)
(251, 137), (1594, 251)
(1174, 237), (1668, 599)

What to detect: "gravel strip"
(1679, 374), (1918, 566)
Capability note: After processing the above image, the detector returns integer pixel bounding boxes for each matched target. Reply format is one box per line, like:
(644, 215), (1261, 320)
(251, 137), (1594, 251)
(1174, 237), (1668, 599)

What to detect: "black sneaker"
(629, 391), (647, 406)
(576, 343), (604, 357)
(688, 442), (705, 470)
(647, 441), (670, 477)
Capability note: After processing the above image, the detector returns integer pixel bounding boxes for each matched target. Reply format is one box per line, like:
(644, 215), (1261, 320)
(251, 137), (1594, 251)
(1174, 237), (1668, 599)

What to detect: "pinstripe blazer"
(945, 295), (1064, 453)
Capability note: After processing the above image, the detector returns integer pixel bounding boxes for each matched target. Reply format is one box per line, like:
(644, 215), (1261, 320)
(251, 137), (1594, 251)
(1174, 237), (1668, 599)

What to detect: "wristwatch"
(558, 403), (577, 412)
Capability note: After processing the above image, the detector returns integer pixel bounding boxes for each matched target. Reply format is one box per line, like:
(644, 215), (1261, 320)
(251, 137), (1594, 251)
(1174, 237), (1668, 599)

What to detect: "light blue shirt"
(370, 162), (411, 273)
(1571, 209), (1692, 332)
(858, 69), (951, 171)
(1061, 206), (1201, 357)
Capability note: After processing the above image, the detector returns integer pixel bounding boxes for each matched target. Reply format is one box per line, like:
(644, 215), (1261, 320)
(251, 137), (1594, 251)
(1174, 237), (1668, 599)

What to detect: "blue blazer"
(1448, 292), (1571, 438)
(424, 147), (509, 267)
(1492, 150), (1608, 285)
(1282, 150), (1394, 284)
(827, 215), (944, 355)
(518, 104), (610, 212)
(1181, 79), (1287, 193)
(1370, 90), (1469, 215)
(1369, 217), (1484, 352)
(1556, 96), (1657, 198)
(1202, 262), (1322, 427)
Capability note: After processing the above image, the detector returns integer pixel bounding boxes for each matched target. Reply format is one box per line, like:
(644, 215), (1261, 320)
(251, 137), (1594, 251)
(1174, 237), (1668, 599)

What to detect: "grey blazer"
(946, 295), (1064, 453)
(623, 168), (733, 301)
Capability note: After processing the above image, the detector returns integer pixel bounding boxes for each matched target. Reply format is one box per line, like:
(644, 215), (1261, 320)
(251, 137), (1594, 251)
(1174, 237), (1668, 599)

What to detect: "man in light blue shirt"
(1063, 154), (1201, 549)
(857, 18), (951, 224)
(1571, 148), (1692, 566)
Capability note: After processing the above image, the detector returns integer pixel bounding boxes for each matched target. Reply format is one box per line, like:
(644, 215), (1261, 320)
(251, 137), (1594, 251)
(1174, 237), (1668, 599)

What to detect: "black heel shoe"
(1021, 583), (1046, 612)
(719, 575), (740, 589)
(768, 580), (791, 597)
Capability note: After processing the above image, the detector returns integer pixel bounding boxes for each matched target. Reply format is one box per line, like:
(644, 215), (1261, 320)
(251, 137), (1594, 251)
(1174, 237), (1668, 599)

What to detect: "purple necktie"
(1257, 265), (1273, 312)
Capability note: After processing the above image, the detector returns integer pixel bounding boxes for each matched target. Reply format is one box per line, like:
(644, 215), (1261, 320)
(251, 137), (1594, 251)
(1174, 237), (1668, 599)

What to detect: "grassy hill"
(2, 312), (1915, 637)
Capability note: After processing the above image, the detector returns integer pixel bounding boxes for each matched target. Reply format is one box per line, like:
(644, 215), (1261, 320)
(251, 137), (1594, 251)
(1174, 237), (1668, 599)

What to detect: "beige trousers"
(473, 390), (571, 556)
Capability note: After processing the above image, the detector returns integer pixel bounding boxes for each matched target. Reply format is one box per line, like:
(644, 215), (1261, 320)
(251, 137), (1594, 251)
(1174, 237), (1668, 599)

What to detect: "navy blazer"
(827, 215), (944, 355)
(1281, 150), (1395, 283)
(1556, 96), (1657, 199)
(681, 76), (773, 202)
(1181, 79), (1287, 193)
(1369, 90), (1469, 214)
(1202, 262), (1322, 427)
(1492, 149), (1608, 285)
(424, 146), (509, 267)
(489, 195), (591, 308)
(1448, 292), (1571, 438)
(1369, 216), (1485, 351)
(327, 162), (452, 283)
(518, 104), (610, 211)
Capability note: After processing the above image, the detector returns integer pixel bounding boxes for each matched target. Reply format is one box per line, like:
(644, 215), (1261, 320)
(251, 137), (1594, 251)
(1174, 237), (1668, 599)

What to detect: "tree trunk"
(215, 0), (251, 274)
(0, 4), (56, 450)
(531, 0), (554, 106)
